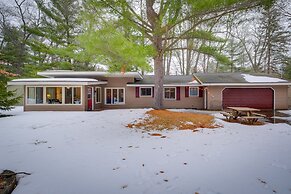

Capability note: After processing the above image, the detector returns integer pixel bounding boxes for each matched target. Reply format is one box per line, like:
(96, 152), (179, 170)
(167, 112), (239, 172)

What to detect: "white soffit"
(37, 71), (143, 79)
(8, 78), (108, 86)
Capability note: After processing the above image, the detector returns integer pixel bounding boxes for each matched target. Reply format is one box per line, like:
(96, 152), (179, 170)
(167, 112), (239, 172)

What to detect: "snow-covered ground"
(1, 107), (291, 194)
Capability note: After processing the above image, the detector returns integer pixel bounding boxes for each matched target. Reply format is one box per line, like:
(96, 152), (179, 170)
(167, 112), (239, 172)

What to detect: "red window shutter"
(152, 87), (154, 98)
(185, 86), (189, 97)
(136, 87), (139, 98)
(176, 87), (180, 101)
(199, 87), (204, 98)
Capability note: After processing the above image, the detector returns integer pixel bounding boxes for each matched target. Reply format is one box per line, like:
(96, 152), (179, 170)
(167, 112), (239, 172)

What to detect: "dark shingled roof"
(127, 73), (289, 85)
(194, 73), (247, 83)
(133, 75), (196, 85)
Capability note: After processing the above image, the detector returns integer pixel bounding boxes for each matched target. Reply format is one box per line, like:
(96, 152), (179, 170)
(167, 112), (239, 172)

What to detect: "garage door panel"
(222, 88), (273, 109)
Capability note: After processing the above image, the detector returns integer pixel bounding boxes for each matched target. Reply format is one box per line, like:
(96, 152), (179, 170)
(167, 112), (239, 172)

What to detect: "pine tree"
(0, 23), (29, 74)
(259, 2), (290, 74)
(0, 70), (20, 111)
(27, 0), (91, 70)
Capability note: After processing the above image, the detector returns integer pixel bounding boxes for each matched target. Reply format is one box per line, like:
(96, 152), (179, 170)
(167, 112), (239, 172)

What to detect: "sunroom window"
(65, 87), (73, 104)
(46, 87), (62, 104)
(65, 87), (81, 104)
(73, 87), (81, 104)
(26, 86), (81, 105)
(27, 87), (43, 104)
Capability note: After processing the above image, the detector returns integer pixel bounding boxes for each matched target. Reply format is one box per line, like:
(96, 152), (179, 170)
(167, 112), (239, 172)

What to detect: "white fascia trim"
(201, 83), (291, 86)
(126, 84), (201, 87)
(8, 81), (108, 86)
(37, 71), (143, 79)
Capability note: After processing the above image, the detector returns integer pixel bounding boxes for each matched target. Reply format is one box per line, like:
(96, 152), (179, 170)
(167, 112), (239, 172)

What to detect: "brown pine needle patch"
(127, 110), (217, 131)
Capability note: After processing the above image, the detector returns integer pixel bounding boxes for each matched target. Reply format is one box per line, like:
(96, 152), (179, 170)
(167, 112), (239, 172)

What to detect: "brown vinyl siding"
(124, 86), (203, 109)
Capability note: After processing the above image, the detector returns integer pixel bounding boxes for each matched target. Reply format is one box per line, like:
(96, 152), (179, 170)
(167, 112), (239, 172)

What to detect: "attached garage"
(222, 88), (274, 109)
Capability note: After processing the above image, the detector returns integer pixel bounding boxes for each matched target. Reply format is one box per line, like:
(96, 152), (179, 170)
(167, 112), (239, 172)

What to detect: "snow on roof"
(8, 78), (108, 86)
(242, 74), (287, 83)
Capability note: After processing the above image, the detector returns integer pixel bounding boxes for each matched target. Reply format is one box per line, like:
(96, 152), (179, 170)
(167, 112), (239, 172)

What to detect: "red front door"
(87, 87), (92, 110)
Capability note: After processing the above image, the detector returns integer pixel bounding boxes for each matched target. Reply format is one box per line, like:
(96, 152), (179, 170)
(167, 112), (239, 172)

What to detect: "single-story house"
(8, 70), (290, 111)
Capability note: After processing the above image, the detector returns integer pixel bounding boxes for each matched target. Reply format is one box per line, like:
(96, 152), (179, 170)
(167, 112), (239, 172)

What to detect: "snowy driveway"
(0, 107), (291, 194)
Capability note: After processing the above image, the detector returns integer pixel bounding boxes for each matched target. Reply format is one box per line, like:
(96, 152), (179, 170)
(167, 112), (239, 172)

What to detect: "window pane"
(113, 89), (118, 104)
(164, 88), (169, 99)
(65, 87), (73, 104)
(74, 87), (81, 104)
(36, 87), (43, 104)
(95, 87), (101, 103)
(141, 88), (151, 96)
(164, 88), (175, 99)
(106, 89), (111, 104)
(27, 87), (35, 104)
(119, 89), (124, 102)
(189, 88), (198, 96)
(170, 88), (175, 99)
(46, 87), (62, 104)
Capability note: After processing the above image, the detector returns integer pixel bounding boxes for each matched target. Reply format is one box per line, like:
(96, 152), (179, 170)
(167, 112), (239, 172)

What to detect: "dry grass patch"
(127, 110), (217, 131)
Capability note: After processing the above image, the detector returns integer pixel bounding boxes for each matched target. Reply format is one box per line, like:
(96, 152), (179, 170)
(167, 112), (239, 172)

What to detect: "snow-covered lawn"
(1, 107), (291, 194)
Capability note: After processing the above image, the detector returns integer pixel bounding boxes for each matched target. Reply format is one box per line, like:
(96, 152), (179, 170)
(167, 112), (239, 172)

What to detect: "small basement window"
(140, 87), (152, 97)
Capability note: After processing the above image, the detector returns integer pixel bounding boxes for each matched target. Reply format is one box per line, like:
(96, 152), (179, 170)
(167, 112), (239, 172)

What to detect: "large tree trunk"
(146, 0), (164, 109)
(154, 52), (164, 109)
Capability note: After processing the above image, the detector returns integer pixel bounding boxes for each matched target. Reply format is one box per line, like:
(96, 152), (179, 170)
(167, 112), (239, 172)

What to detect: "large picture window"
(140, 87), (152, 97)
(164, 87), (176, 100)
(65, 87), (73, 104)
(65, 87), (81, 104)
(74, 87), (81, 104)
(27, 87), (43, 104)
(189, 87), (199, 97)
(26, 86), (82, 105)
(46, 87), (62, 104)
(105, 88), (125, 105)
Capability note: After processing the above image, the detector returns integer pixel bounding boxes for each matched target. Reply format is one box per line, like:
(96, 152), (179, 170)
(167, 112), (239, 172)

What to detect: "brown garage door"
(222, 88), (274, 109)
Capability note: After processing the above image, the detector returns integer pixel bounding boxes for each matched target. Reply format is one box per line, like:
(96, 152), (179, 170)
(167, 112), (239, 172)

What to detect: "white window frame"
(26, 86), (44, 104)
(164, 87), (176, 100)
(104, 87), (125, 105)
(189, 87), (199, 97)
(140, 87), (152, 97)
(25, 86), (83, 105)
(95, 87), (101, 103)
(64, 87), (82, 105)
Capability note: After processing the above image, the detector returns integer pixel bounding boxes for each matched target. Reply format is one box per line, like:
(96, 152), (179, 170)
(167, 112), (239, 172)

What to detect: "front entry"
(87, 87), (94, 110)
